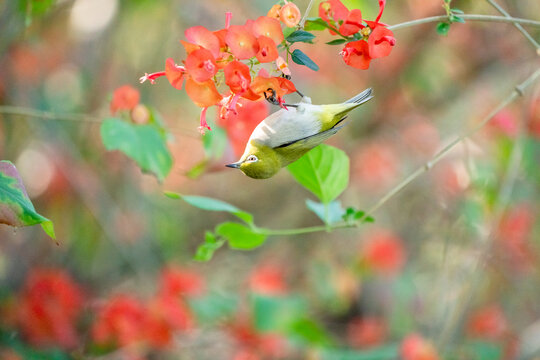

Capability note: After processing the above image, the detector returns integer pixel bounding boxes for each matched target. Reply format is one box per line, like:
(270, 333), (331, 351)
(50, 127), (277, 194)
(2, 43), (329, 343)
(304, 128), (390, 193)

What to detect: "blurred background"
(0, 0), (539, 359)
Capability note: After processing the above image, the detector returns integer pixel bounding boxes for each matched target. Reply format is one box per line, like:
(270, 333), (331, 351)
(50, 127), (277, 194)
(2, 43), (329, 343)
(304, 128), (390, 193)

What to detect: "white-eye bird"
(226, 88), (373, 179)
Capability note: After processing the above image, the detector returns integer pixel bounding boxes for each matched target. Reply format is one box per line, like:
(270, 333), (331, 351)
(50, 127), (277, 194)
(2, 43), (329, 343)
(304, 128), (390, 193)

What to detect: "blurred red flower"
(249, 264), (288, 296)
(92, 295), (147, 348)
(218, 98), (269, 157)
(401, 334), (440, 360)
(229, 318), (288, 359)
(16, 269), (84, 349)
(353, 142), (398, 190)
(145, 295), (193, 348)
(466, 304), (508, 340)
(361, 229), (406, 276)
(347, 316), (387, 348)
(110, 85), (140, 115)
(158, 267), (205, 299)
(495, 205), (535, 271)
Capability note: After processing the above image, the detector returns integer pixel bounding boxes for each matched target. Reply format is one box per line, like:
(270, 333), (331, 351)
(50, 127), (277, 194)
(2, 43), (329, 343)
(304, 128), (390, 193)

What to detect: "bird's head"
(226, 142), (281, 179)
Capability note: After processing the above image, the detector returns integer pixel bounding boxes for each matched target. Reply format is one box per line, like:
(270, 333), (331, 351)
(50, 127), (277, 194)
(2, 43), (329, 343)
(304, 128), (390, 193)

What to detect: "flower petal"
(165, 58), (186, 90)
(252, 16), (284, 45)
(185, 48), (218, 83)
(184, 26), (220, 57)
(339, 9), (363, 36)
(368, 26), (395, 59)
(224, 61), (251, 94)
(185, 78), (223, 107)
(280, 3), (301, 28)
(225, 25), (259, 60)
(341, 40), (371, 70)
(256, 36), (279, 63)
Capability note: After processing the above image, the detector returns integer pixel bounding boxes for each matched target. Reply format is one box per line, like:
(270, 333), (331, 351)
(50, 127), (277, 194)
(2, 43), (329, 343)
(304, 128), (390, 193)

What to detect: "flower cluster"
(319, 0), (396, 69)
(140, 12), (297, 134)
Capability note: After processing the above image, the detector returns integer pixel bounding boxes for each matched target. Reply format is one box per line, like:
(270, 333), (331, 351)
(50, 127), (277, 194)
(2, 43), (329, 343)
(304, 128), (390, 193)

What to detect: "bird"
(225, 88), (373, 179)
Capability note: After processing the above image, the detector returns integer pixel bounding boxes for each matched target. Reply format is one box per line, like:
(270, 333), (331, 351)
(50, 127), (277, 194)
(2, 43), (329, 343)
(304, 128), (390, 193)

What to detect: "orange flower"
(275, 56), (291, 77)
(226, 25), (259, 59)
(280, 2), (301, 27)
(267, 4), (281, 20)
(165, 58), (186, 90)
(319, 0), (350, 35)
(252, 16), (284, 45)
(225, 61), (252, 94)
(248, 264), (288, 295)
(256, 36), (279, 63)
(185, 48), (218, 83)
(184, 25), (220, 57)
(110, 85), (140, 114)
(341, 40), (371, 69)
(16, 269), (84, 350)
(185, 78), (223, 107)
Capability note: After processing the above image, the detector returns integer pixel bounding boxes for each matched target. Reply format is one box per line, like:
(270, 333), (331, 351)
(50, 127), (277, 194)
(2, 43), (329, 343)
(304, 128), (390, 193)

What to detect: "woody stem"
(388, 14), (540, 30)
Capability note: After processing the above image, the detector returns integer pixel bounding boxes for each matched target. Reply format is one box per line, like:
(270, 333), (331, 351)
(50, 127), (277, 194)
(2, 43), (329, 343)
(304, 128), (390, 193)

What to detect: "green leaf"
(451, 8), (464, 14)
(288, 318), (334, 346)
(465, 341), (502, 360)
(450, 14), (465, 23)
(287, 144), (349, 203)
(101, 118), (172, 182)
(326, 38), (348, 45)
(291, 49), (319, 71)
(0, 161), (55, 239)
(188, 293), (237, 325)
(286, 30), (316, 43)
(216, 222), (266, 250)
(165, 192), (254, 224)
(342, 207), (375, 223)
(436, 22), (450, 35)
(304, 17), (328, 31)
(194, 231), (225, 261)
(252, 294), (306, 332)
(306, 199), (345, 225)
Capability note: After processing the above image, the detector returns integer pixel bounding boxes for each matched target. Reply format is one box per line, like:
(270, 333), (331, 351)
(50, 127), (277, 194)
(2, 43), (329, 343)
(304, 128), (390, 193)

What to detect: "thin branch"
(0, 105), (102, 123)
(388, 14), (540, 31)
(486, 0), (540, 52)
(299, 0), (315, 29)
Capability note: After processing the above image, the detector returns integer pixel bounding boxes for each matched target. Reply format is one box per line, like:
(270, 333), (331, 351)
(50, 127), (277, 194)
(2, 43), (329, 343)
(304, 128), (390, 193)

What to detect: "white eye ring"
(246, 155), (258, 163)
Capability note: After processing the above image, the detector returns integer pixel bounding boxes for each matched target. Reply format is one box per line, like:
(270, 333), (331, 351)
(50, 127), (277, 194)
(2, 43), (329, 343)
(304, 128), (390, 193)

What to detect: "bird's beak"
(225, 161), (241, 169)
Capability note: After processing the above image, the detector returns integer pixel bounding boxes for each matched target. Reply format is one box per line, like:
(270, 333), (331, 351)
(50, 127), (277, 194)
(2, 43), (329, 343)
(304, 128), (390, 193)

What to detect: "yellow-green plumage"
(226, 88), (373, 179)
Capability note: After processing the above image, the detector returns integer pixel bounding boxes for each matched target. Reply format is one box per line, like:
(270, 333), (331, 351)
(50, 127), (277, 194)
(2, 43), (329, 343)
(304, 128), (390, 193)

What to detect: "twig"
(299, 0), (315, 29)
(388, 14), (540, 31)
(486, 0), (540, 52)
(0, 105), (102, 123)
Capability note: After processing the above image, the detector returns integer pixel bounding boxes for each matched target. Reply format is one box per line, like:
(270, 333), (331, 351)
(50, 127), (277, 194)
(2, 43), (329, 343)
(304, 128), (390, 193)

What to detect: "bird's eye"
(246, 155), (258, 163)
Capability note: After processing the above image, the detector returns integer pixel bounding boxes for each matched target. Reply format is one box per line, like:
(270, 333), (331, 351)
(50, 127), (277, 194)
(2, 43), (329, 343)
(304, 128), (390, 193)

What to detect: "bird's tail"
(344, 88), (373, 105)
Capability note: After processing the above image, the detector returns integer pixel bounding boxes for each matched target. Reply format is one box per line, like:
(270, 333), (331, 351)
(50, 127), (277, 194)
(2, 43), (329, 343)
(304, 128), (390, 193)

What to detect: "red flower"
(92, 295), (147, 347)
(339, 9), (364, 36)
(319, 0), (349, 29)
(185, 48), (218, 83)
(145, 295), (193, 348)
(226, 25), (259, 60)
(341, 40), (371, 70)
(110, 85), (140, 114)
(368, 26), (396, 59)
(361, 229), (406, 275)
(158, 267), (205, 299)
(280, 2), (301, 28)
(466, 305), (508, 340)
(347, 317), (387, 349)
(16, 269), (84, 349)
(225, 61), (252, 94)
(218, 98), (269, 156)
(256, 36), (279, 63)
(248, 264), (288, 296)
(267, 4), (281, 21)
(184, 25), (220, 57)
(401, 334), (440, 360)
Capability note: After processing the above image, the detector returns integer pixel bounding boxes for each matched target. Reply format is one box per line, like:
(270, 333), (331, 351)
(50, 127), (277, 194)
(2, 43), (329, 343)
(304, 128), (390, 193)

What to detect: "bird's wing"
(273, 124), (344, 151)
